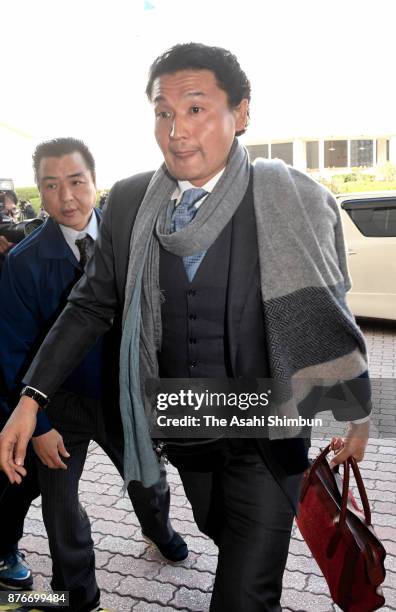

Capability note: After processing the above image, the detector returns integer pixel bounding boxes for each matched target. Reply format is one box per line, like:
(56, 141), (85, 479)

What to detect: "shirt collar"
(59, 210), (98, 243)
(171, 168), (225, 208)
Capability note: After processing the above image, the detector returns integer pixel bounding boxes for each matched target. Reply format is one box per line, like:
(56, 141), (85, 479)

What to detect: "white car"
(337, 191), (396, 321)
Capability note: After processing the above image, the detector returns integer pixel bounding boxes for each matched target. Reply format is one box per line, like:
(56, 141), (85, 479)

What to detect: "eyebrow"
(41, 172), (86, 181)
(153, 91), (206, 104)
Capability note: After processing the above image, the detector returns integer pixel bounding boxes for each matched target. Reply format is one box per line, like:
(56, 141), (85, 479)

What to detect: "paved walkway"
(21, 321), (396, 611)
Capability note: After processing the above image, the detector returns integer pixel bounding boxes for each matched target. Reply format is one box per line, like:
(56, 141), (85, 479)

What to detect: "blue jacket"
(0, 209), (103, 435)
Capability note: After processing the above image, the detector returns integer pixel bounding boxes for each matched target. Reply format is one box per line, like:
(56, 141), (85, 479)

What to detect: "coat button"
(189, 338), (197, 344)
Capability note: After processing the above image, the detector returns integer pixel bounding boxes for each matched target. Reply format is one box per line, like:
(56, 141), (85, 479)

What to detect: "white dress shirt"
(171, 169), (225, 209)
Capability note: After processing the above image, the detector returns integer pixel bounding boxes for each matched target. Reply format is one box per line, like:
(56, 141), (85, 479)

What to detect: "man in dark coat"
(0, 48), (369, 611)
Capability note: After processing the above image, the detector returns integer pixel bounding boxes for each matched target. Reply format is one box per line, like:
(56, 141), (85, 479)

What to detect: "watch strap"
(20, 386), (49, 409)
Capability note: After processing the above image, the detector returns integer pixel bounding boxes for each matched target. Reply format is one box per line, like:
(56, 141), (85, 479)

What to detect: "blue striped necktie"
(171, 188), (208, 281)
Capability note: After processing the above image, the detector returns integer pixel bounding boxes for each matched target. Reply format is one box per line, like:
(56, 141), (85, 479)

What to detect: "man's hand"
(329, 421), (369, 468)
(0, 396), (39, 483)
(32, 429), (70, 469)
(0, 235), (13, 255)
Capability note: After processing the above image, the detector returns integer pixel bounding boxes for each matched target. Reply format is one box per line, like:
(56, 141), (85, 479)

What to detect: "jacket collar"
(37, 208), (101, 265)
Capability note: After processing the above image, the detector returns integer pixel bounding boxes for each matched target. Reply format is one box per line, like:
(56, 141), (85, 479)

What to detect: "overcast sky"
(2, 0), (395, 186)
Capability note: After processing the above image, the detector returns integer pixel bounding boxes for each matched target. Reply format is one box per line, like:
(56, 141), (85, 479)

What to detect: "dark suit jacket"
(0, 208), (103, 434)
(24, 173), (308, 502)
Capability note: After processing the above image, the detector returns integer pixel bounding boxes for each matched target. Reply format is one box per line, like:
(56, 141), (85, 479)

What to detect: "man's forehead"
(151, 69), (219, 102)
(39, 152), (91, 179)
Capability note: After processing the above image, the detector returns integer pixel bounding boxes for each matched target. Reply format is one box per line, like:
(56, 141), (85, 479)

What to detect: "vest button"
(188, 289), (196, 297)
(190, 361), (197, 368)
(189, 337), (197, 344)
(189, 314), (197, 320)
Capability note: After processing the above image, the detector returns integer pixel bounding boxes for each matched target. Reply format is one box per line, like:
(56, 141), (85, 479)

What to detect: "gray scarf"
(119, 140), (369, 488)
(119, 140), (250, 487)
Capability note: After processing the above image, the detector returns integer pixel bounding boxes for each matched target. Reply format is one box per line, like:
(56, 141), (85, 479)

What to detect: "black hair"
(33, 137), (96, 184)
(4, 190), (18, 205)
(146, 42), (251, 136)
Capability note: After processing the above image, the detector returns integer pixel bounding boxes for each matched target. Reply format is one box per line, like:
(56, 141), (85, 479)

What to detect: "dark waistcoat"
(158, 176), (270, 380)
(158, 222), (232, 378)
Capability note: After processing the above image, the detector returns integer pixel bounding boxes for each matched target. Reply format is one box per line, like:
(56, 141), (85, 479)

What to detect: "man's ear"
(234, 99), (249, 133)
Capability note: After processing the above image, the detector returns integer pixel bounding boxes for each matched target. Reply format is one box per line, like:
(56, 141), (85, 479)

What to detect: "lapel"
(226, 170), (258, 375)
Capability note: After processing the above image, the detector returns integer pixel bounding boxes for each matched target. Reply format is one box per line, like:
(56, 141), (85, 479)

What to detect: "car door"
(340, 196), (396, 320)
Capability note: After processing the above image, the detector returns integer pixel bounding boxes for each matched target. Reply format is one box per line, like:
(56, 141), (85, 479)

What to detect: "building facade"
(245, 135), (396, 175)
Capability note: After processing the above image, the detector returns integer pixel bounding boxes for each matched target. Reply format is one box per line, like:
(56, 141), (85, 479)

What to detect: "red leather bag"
(296, 445), (386, 611)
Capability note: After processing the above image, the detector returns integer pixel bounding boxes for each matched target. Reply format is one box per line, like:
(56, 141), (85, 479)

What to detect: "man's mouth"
(62, 209), (78, 216)
(172, 150), (198, 159)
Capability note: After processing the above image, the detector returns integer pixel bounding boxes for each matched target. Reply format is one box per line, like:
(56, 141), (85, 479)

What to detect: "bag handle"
(349, 455), (371, 525)
(301, 444), (371, 527)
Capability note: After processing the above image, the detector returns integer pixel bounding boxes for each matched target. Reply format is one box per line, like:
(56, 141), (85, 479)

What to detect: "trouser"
(3, 392), (172, 611)
(0, 451), (39, 556)
(177, 440), (303, 612)
(0, 409), (41, 557)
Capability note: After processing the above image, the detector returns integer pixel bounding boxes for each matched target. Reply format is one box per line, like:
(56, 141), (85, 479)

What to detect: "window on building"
(306, 141), (319, 170)
(350, 140), (373, 167)
(271, 142), (293, 165)
(246, 144), (269, 162)
(342, 198), (396, 237)
(324, 140), (347, 168)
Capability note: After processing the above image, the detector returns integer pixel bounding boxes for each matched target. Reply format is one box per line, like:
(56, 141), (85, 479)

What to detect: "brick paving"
(20, 320), (395, 611)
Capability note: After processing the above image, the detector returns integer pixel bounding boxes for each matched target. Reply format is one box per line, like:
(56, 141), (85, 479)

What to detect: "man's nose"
(169, 114), (188, 139)
(59, 183), (73, 202)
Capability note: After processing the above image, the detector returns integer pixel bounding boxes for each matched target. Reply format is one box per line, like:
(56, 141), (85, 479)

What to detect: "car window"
(342, 198), (396, 237)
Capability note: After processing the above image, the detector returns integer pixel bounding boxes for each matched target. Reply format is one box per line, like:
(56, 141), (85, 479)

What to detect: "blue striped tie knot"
(172, 188), (208, 232)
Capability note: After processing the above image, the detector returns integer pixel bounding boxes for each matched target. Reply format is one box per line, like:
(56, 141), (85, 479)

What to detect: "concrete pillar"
(318, 138), (325, 173)
(389, 136), (396, 164)
(293, 139), (306, 170)
(376, 139), (387, 166)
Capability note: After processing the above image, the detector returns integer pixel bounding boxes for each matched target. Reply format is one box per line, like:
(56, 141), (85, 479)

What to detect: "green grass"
(335, 180), (396, 193)
(317, 178), (396, 195)
(16, 186), (39, 200)
(15, 187), (41, 213)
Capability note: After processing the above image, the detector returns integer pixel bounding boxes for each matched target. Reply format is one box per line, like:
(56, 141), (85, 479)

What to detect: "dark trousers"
(0, 409), (40, 556)
(1, 392), (172, 612)
(0, 441), (40, 557)
(177, 440), (302, 612)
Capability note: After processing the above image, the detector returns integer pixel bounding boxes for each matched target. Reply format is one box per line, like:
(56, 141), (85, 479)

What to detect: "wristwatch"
(20, 386), (49, 409)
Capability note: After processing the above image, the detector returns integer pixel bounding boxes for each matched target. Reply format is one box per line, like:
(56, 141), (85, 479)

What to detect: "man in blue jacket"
(0, 137), (187, 612)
